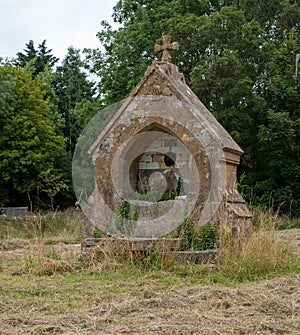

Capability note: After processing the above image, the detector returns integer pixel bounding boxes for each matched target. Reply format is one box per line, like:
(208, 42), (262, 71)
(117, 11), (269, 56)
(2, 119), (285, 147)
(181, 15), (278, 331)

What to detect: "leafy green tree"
(38, 169), (68, 210)
(279, 2), (300, 35)
(248, 31), (300, 214)
(0, 63), (66, 209)
(70, 98), (104, 129)
(256, 111), (300, 214)
(86, 0), (213, 103)
(240, 0), (283, 27)
(36, 66), (62, 125)
(190, 8), (268, 162)
(163, 14), (207, 82)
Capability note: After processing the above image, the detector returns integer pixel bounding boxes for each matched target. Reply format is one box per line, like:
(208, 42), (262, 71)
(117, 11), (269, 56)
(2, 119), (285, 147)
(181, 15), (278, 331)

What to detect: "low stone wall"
(0, 207), (28, 217)
(81, 237), (216, 264)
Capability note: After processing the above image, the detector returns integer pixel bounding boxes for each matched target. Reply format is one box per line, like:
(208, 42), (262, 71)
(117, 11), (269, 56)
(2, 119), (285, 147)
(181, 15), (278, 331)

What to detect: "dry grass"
(0, 210), (300, 334)
(23, 237), (80, 276)
(217, 212), (299, 281)
(0, 271), (299, 334)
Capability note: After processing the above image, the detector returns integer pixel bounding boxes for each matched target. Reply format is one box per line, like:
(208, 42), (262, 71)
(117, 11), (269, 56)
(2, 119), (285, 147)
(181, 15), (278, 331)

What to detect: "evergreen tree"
(53, 47), (96, 153)
(14, 39), (59, 76)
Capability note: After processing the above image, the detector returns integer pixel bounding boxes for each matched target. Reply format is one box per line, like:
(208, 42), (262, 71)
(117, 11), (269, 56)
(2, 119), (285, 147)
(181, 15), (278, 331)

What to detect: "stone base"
(81, 237), (216, 264)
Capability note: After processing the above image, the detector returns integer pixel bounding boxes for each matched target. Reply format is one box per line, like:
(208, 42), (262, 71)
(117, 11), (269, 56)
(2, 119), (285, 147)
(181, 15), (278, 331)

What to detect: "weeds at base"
(1, 209), (299, 283)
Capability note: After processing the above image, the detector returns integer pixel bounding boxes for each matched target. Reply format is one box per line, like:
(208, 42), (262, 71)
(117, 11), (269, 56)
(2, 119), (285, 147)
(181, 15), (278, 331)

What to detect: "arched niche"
(128, 123), (186, 201)
(95, 117), (211, 221)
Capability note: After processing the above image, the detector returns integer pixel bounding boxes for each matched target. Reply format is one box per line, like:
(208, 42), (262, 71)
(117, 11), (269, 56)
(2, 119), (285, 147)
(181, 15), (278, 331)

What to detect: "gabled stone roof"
(89, 61), (243, 156)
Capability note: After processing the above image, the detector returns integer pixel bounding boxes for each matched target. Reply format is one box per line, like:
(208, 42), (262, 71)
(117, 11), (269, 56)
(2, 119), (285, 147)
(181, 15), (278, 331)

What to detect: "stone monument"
(79, 36), (251, 250)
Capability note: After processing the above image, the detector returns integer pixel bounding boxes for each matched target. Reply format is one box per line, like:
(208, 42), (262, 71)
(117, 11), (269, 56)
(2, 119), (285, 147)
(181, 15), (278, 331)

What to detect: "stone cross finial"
(154, 35), (179, 62)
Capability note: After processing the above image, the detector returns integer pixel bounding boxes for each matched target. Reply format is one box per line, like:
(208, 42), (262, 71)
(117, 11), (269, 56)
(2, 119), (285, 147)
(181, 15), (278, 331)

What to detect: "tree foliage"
(253, 31), (300, 214)
(14, 40), (59, 76)
(1, 42), (97, 209)
(0, 64), (66, 208)
(86, 0), (300, 215)
(53, 47), (96, 153)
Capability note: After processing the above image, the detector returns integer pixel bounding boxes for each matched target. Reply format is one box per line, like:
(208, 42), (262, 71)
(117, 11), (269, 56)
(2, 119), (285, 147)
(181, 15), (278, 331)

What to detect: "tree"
(70, 98), (104, 129)
(0, 63), (66, 209)
(279, 2), (300, 35)
(240, 0), (283, 27)
(86, 0), (213, 104)
(14, 40), (59, 76)
(250, 31), (300, 215)
(256, 110), (300, 215)
(53, 47), (96, 153)
(186, 7), (268, 168)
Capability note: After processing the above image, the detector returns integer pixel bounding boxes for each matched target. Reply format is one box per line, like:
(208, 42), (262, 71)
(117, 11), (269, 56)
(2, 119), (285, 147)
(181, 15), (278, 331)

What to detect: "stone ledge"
(81, 237), (185, 253)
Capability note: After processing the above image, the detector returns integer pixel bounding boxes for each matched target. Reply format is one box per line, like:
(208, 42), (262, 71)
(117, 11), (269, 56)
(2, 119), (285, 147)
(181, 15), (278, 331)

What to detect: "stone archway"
(95, 117), (211, 224)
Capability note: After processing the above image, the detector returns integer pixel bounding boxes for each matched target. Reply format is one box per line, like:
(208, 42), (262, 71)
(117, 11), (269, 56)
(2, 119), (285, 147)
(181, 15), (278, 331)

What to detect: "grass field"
(0, 210), (299, 334)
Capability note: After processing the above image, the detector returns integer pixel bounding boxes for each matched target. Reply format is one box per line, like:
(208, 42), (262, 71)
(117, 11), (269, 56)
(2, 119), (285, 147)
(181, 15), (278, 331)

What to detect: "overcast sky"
(0, 0), (118, 62)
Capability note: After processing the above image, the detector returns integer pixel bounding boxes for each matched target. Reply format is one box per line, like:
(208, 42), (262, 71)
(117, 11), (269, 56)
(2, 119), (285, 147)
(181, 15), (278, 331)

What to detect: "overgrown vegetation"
(174, 218), (218, 251)
(251, 206), (300, 230)
(1, 209), (299, 283)
(0, 209), (82, 244)
(115, 200), (139, 236)
(217, 222), (299, 282)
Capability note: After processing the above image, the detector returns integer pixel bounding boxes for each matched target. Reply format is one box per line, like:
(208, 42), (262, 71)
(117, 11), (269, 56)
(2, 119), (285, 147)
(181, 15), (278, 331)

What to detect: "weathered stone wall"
(94, 109), (211, 219)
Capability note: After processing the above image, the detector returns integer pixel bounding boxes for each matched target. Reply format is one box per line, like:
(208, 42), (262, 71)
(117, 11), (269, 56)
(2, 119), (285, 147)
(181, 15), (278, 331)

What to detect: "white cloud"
(0, 0), (118, 61)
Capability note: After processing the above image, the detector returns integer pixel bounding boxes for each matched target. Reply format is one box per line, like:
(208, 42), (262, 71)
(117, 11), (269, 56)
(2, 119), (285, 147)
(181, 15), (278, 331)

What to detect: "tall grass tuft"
(23, 233), (84, 276)
(217, 210), (299, 281)
(24, 239), (72, 275)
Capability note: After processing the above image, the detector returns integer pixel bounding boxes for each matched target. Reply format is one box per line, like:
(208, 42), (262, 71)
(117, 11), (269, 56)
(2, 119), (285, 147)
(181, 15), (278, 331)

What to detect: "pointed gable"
(90, 60), (243, 156)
